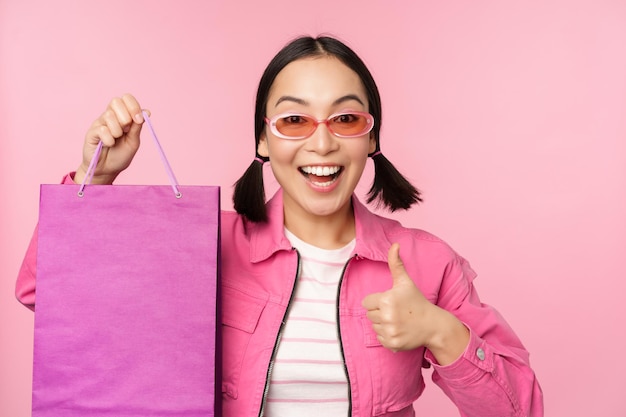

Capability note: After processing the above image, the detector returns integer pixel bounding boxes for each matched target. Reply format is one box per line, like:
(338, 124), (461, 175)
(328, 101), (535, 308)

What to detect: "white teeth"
(301, 166), (340, 176)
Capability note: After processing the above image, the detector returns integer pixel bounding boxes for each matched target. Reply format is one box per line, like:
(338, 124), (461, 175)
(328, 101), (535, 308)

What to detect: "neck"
(283, 201), (356, 250)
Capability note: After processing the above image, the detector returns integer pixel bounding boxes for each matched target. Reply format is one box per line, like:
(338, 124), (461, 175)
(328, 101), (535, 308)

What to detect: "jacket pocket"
(221, 285), (267, 399)
(360, 316), (425, 415)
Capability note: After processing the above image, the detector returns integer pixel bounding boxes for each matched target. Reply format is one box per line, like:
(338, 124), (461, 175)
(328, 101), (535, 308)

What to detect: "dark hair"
(233, 35), (421, 222)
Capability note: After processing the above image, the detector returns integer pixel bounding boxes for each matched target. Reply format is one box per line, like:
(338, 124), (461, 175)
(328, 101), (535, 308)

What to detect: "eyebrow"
(274, 94), (365, 108)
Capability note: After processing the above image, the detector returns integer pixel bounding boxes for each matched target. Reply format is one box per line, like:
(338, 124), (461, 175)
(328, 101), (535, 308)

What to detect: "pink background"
(1, 1), (625, 416)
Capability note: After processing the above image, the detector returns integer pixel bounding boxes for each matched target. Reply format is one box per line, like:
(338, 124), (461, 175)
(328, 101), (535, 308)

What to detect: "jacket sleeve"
(15, 173), (76, 311)
(424, 254), (544, 417)
(15, 225), (38, 311)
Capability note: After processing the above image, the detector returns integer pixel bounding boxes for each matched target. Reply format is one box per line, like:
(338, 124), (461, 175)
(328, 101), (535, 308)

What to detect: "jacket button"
(476, 347), (485, 361)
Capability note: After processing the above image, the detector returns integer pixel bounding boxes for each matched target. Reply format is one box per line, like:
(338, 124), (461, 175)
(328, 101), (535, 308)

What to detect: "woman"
(17, 36), (543, 416)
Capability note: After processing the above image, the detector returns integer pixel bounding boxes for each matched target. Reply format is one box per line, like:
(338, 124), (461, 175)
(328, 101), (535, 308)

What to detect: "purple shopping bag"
(33, 114), (220, 417)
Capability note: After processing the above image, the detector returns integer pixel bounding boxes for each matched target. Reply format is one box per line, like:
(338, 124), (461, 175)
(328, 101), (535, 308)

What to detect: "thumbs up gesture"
(362, 243), (469, 364)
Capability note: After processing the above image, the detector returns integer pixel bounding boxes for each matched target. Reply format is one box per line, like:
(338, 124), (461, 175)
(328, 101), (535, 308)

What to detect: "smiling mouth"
(299, 165), (343, 187)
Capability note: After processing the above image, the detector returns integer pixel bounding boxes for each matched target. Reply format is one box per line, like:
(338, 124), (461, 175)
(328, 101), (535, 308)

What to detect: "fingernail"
(134, 113), (144, 124)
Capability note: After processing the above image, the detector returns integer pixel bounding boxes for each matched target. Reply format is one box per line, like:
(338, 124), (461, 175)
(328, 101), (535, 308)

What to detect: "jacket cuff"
(424, 328), (494, 385)
(62, 172), (76, 184)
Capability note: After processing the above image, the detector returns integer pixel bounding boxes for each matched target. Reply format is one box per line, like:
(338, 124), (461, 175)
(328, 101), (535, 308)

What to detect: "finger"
(102, 108), (125, 139)
(388, 243), (409, 287)
(365, 309), (381, 324)
(109, 97), (134, 133)
(125, 118), (143, 152)
(371, 326), (398, 352)
(121, 93), (145, 124)
(371, 325), (401, 351)
(361, 292), (382, 310)
(85, 122), (115, 148)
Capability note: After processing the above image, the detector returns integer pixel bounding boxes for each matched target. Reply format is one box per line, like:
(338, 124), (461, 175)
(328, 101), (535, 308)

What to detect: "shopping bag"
(32, 113), (220, 417)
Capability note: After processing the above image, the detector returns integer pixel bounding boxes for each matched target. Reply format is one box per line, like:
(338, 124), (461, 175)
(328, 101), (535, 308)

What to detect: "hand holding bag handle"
(78, 111), (182, 198)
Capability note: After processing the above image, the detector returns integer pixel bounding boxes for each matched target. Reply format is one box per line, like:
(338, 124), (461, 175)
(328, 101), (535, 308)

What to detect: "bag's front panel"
(33, 184), (220, 417)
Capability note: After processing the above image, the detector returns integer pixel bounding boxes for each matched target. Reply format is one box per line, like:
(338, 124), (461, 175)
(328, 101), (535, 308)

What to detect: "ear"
(368, 133), (377, 154)
(257, 132), (269, 158)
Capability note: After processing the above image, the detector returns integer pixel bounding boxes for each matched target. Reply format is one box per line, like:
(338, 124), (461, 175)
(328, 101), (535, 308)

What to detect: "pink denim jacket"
(16, 180), (543, 417)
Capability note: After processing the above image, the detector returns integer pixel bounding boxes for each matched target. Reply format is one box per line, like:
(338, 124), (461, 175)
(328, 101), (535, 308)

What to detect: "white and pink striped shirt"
(264, 229), (355, 417)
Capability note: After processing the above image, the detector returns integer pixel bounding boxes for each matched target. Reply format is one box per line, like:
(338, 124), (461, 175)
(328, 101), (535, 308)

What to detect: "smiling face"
(257, 56), (376, 235)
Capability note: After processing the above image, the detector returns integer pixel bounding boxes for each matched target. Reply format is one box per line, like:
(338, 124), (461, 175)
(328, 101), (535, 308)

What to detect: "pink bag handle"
(78, 111), (182, 198)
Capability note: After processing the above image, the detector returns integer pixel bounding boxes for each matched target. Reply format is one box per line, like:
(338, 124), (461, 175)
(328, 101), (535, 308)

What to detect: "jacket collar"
(249, 189), (391, 263)
(352, 195), (392, 262)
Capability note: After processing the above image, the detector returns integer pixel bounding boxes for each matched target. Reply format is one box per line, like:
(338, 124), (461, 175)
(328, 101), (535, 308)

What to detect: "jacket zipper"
(336, 255), (357, 416)
(258, 249), (301, 417)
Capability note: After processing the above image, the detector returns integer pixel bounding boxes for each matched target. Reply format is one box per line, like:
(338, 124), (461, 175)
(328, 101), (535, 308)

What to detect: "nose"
(306, 121), (339, 155)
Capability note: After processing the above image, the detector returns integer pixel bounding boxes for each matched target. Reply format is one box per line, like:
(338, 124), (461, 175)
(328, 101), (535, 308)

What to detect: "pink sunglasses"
(265, 111), (374, 139)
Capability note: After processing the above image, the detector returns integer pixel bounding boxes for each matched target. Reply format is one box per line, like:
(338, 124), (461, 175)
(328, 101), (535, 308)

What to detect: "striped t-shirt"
(264, 229), (355, 416)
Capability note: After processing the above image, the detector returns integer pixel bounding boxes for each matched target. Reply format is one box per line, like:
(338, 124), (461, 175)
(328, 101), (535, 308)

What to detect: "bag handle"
(78, 111), (182, 199)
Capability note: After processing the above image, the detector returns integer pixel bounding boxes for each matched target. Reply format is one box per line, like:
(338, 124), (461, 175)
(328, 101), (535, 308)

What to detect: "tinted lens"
(274, 114), (316, 138)
(328, 113), (370, 137)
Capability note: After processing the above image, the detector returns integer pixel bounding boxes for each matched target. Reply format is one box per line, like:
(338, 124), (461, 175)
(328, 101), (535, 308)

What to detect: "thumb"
(126, 119), (143, 145)
(125, 109), (150, 150)
(388, 243), (410, 287)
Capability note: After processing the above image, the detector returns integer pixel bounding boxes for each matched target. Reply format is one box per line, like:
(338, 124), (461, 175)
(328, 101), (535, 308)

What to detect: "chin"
(303, 198), (351, 218)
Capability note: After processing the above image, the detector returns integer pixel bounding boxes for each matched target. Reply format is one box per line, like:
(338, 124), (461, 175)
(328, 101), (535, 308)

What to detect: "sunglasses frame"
(264, 111), (375, 140)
